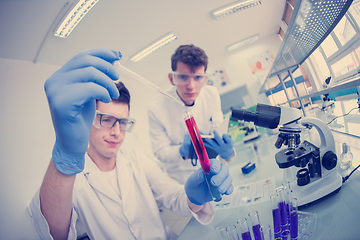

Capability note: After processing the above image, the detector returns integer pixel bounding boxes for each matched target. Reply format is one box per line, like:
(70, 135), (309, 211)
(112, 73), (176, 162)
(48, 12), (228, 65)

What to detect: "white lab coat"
(148, 85), (233, 184)
(29, 149), (214, 240)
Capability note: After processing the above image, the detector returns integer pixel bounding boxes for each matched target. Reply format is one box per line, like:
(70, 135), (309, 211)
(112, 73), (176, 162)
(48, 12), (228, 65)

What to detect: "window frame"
(317, 8), (360, 85)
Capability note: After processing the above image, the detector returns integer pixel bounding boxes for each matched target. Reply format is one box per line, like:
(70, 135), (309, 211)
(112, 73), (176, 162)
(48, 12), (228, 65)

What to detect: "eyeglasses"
(93, 111), (136, 132)
(171, 72), (208, 86)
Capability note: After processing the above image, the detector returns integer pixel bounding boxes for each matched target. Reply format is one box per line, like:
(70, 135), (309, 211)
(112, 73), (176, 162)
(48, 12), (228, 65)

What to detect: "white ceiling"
(0, 0), (286, 87)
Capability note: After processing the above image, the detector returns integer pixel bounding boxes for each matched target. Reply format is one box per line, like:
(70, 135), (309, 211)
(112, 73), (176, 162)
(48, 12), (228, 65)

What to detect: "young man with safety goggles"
(148, 44), (236, 184)
(29, 48), (233, 240)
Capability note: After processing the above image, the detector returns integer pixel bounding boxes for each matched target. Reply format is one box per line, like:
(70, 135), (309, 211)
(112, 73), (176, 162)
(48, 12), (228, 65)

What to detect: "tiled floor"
(159, 205), (192, 236)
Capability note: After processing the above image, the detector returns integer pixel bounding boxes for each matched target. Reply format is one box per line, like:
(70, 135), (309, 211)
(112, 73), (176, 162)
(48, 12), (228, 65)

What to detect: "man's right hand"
(45, 48), (121, 175)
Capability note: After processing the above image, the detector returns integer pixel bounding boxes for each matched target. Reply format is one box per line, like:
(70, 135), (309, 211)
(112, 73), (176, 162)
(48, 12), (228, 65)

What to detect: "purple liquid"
(286, 203), (293, 224)
(290, 211), (298, 238)
(286, 203), (290, 219)
(278, 201), (287, 225)
(272, 208), (281, 234)
(241, 231), (252, 240)
(252, 224), (262, 240)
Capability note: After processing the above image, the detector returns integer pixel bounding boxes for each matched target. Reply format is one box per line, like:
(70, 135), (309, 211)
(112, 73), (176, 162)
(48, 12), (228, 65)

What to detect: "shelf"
(281, 74), (360, 104)
(259, 0), (354, 94)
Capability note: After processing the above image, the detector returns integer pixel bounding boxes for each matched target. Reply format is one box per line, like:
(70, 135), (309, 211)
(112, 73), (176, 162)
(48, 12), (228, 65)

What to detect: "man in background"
(148, 44), (236, 184)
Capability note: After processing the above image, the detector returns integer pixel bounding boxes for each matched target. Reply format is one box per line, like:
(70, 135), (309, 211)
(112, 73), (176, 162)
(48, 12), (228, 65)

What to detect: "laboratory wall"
(0, 34), (281, 239)
(208, 34), (282, 106)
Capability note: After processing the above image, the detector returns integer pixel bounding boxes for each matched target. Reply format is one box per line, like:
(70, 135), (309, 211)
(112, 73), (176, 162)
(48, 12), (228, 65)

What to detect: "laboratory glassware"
(276, 187), (289, 239)
(237, 218), (252, 240)
(260, 225), (272, 240)
(113, 61), (184, 106)
(339, 143), (353, 170)
(270, 193), (281, 240)
(184, 110), (222, 202)
(226, 225), (240, 240)
(283, 182), (292, 226)
(248, 211), (263, 240)
(216, 226), (229, 240)
(290, 198), (298, 239)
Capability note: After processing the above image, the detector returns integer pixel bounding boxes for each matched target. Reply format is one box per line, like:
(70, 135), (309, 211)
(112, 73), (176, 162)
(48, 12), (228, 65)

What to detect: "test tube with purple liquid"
(248, 211), (263, 240)
(276, 188), (289, 239)
(237, 218), (252, 240)
(270, 193), (281, 239)
(184, 110), (222, 202)
(290, 198), (298, 239)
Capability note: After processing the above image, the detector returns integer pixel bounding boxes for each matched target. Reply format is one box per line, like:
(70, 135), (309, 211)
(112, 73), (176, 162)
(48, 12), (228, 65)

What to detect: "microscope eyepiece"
(231, 104), (281, 129)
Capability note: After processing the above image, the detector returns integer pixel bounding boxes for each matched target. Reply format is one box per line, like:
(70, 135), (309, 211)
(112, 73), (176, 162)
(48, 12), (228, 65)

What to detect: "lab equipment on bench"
(231, 103), (342, 207)
(114, 61), (184, 106)
(339, 143), (353, 170)
(242, 122), (260, 143)
(184, 110), (222, 202)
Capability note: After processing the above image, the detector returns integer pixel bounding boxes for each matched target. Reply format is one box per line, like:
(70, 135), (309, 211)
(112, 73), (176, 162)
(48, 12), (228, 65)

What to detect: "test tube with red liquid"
(184, 110), (222, 202)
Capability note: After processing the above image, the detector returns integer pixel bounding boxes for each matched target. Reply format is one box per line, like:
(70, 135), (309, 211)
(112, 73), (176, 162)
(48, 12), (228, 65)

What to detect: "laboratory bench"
(178, 132), (360, 240)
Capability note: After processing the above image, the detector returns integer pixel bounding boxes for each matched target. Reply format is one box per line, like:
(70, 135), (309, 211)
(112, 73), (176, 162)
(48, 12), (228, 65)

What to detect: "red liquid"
(185, 116), (211, 173)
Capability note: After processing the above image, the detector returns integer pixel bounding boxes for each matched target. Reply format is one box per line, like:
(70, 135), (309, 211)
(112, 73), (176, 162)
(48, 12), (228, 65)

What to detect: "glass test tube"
(184, 110), (222, 202)
(275, 187), (289, 239)
(290, 198), (298, 239)
(237, 218), (252, 240)
(283, 182), (292, 226)
(216, 226), (228, 240)
(270, 193), (281, 240)
(248, 211), (263, 240)
(226, 225), (240, 240)
(260, 225), (272, 240)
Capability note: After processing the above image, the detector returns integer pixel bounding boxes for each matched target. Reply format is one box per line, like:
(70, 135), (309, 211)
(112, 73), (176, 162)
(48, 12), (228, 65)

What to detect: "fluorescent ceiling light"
(54, 0), (100, 38)
(226, 35), (259, 51)
(130, 33), (177, 63)
(211, 0), (261, 19)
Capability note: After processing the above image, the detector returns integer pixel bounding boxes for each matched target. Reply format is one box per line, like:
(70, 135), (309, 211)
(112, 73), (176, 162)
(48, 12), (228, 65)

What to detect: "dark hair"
(112, 81), (131, 110)
(171, 44), (208, 72)
(96, 81), (131, 110)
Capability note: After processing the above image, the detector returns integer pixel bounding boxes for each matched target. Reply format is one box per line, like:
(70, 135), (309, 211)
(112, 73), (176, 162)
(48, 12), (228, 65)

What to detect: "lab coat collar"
(82, 153), (122, 204)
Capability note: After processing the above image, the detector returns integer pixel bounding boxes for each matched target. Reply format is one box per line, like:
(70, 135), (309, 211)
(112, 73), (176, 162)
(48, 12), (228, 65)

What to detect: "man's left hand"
(185, 159), (233, 205)
(203, 131), (234, 159)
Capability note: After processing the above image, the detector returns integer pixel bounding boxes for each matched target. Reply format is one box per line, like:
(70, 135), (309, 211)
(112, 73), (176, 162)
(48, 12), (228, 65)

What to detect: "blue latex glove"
(185, 159), (234, 205)
(203, 130), (234, 159)
(45, 48), (121, 175)
(179, 133), (192, 158)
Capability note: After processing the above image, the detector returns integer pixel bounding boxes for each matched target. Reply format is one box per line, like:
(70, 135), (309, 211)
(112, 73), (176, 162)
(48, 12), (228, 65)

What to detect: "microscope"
(231, 104), (343, 206)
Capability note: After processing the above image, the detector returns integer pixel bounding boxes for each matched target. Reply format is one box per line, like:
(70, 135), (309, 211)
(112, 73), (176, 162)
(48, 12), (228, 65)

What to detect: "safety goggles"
(171, 72), (208, 86)
(93, 111), (136, 132)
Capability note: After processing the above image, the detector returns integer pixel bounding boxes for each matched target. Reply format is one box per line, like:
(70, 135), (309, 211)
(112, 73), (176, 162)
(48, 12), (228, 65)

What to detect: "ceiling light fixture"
(211, 0), (261, 19)
(130, 33), (177, 63)
(226, 35), (259, 51)
(54, 0), (100, 38)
